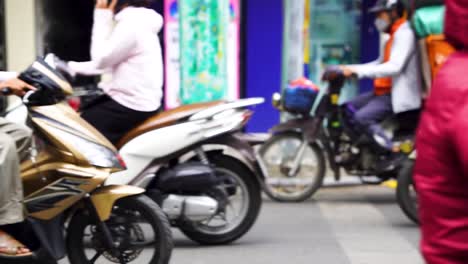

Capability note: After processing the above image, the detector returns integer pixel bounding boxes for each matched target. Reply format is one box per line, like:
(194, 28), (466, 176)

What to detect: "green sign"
(179, 0), (229, 104)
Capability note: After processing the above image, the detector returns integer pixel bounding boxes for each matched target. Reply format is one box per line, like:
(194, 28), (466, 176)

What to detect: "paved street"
(171, 184), (423, 264)
(59, 182), (423, 264)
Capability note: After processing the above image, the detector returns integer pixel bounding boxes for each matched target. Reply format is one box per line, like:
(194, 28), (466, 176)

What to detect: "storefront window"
(308, 0), (362, 102)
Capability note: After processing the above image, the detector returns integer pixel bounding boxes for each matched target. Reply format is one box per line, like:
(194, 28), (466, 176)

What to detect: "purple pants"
(346, 92), (393, 149)
(347, 92), (392, 126)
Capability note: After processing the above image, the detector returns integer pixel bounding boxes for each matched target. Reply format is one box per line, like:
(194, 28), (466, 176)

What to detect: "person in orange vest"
(341, 0), (422, 171)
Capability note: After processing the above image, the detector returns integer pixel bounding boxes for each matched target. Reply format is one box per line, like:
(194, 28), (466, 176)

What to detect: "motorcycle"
(0, 57), (173, 264)
(256, 68), (419, 202)
(106, 97), (265, 245)
(23, 56), (266, 245)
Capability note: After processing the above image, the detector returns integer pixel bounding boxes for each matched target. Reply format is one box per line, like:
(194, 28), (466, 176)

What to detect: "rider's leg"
(342, 92), (375, 134)
(346, 91), (375, 114)
(0, 133), (29, 255)
(353, 95), (407, 171)
(0, 121), (32, 255)
(0, 133), (23, 227)
(353, 94), (393, 150)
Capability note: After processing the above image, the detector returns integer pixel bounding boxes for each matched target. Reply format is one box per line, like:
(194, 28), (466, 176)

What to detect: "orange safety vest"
(374, 18), (407, 96)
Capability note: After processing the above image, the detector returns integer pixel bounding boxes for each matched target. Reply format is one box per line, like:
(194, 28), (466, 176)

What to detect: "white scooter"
(105, 97), (266, 245)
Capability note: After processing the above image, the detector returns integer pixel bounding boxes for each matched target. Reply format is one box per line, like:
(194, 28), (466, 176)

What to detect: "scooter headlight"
(70, 135), (123, 169)
(46, 126), (124, 169)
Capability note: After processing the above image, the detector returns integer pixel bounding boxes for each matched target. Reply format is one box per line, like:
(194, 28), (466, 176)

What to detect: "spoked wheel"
(396, 160), (419, 224)
(180, 155), (262, 245)
(67, 195), (173, 264)
(258, 132), (326, 202)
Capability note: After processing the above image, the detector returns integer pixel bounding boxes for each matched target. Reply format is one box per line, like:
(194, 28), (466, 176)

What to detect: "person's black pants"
(81, 95), (159, 146)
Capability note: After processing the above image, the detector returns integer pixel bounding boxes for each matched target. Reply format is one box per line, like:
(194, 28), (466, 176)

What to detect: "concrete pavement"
(171, 185), (423, 264)
(58, 184), (422, 264)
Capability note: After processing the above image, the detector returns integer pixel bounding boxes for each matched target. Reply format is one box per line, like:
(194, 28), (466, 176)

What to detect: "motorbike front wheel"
(259, 132), (326, 202)
(179, 154), (262, 245)
(396, 160), (419, 224)
(67, 195), (173, 264)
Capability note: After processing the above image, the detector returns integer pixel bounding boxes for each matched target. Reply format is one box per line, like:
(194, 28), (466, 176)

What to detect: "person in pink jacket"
(67, 0), (163, 145)
(414, 0), (468, 263)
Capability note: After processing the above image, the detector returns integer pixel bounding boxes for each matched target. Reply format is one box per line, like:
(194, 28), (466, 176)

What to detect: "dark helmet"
(369, 0), (400, 13)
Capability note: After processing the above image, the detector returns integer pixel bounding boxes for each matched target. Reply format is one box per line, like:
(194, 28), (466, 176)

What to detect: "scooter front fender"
(90, 185), (145, 221)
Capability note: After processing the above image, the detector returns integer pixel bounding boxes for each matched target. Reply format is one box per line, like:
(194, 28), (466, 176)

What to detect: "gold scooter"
(0, 57), (173, 264)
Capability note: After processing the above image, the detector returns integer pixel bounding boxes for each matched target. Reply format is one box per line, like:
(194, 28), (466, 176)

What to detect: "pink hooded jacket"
(415, 0), (468, 263)
(69, 7), (163, 112)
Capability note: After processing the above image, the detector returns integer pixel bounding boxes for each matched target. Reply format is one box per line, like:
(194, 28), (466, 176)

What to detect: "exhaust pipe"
(162, 195), (218, 222)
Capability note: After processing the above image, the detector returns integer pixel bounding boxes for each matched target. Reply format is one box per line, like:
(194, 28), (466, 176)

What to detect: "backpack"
(408, 0), (453, 96)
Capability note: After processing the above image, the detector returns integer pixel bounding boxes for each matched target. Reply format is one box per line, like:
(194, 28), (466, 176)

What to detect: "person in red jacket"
(414, 0), (468, 263)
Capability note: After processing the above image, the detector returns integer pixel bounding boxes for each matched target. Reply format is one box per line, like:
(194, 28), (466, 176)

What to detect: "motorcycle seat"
(117, 101), (224, 149)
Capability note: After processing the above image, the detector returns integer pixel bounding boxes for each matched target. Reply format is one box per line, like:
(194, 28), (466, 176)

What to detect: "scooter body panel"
(106, 108), (252, 185)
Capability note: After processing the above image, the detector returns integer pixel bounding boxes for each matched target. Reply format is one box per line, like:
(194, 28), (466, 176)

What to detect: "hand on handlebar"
(0, 78), (36, 96)
(339, 66), (356, 78)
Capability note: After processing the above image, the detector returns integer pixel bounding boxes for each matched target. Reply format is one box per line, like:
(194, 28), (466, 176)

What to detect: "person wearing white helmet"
(341, 0), (422, 171)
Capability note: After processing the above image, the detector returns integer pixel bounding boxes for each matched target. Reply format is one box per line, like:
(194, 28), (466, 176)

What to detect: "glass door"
(308, 0), (363, 103)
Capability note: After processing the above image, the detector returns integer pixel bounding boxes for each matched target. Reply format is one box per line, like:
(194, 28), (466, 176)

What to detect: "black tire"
(259, 132), (326, 202)
(180, 155), (262, 245)
(396, 160), (419, 224)
(67, 195), (173, 264)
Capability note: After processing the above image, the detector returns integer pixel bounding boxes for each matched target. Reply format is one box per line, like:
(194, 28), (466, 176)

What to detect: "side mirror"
(272, 92), (282, 109)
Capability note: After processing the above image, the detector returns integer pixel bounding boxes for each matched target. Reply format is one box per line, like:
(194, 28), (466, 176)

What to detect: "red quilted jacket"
(415, 1), (468, 263)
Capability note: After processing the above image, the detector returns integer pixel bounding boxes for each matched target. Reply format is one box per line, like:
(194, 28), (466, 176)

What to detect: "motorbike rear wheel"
(396, 160), (419, 224)
(179, 154), (262, 245)
(259, 132), (326, 202)
(67, 195), (173, 264)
